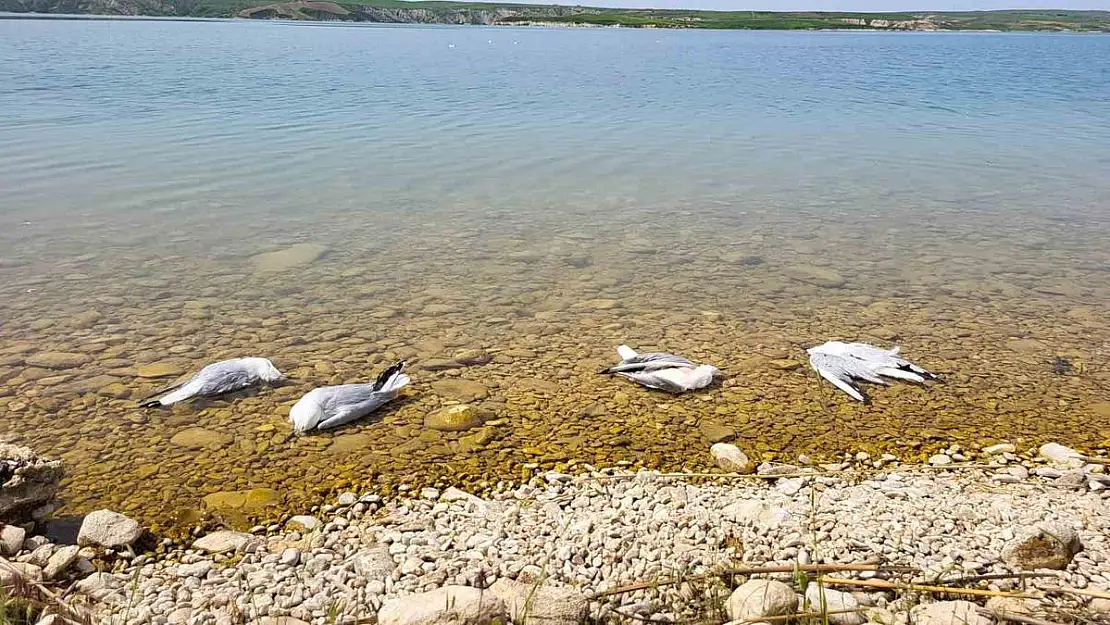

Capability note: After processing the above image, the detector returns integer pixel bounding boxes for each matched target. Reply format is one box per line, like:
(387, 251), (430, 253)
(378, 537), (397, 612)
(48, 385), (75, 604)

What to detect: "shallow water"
(1, 20), (1109, 534)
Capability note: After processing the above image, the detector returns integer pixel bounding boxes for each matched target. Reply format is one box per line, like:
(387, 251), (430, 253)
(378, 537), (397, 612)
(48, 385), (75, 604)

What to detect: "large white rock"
(711, 443), (753, 474)
(721, 500), (791, 530)
(805, 583), (863, 625)
(726, 579), (798, 621)
(192, 530), (257, 554)
(911, 601), (991, 625)
(488, 577), (588, 625)
(377, 585), (507, 625)
(0, 524), (26, 555)
(1039, 443), (1084, 468)
(77, 509), (142, 548)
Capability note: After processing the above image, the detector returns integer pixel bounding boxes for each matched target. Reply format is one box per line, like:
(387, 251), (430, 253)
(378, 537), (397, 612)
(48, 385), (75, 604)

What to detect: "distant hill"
(2, 0), (1108, 31)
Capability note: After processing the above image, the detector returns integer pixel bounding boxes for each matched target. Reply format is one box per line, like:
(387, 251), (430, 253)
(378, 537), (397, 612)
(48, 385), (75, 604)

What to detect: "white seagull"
(600, 345), (719, 393)
(807, 341), (938, 402)
(140, 357), (284, 407)
(289, 361), (409, 434)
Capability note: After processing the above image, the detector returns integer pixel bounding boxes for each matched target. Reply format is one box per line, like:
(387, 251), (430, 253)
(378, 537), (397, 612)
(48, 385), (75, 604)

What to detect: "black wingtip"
(373, 361), (406, 391)
(138, 399), (162, 409)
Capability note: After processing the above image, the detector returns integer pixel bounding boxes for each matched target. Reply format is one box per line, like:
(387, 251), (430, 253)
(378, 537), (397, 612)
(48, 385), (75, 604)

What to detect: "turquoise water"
(1, 19), (1109, 531)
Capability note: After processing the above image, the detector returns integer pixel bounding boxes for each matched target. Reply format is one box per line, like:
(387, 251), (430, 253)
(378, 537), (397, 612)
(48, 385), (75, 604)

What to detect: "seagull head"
(289, 389), (325, 434)
(243, 357), (284, 383)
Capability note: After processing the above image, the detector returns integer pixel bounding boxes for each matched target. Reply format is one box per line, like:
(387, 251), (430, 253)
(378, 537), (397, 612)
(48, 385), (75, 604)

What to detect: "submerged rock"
(250, 243), (328, 272)
(169, 427), (233, 450)
(0, 443), (63, 524)
(431, 379), (490, 401)
(426, 405), (487, 432)
(202, 488), (282, 518)
(24, 352), (91, 370)
(783, 264), (846, 288)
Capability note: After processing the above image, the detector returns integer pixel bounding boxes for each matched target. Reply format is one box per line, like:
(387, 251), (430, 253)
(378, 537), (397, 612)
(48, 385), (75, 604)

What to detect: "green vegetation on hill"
(1, 0), (1108, 32)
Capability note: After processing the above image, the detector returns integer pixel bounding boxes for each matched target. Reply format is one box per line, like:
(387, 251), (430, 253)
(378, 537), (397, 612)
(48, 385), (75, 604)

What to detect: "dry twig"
(595, 564), (916, 598)
(819, 576), (1038, 599)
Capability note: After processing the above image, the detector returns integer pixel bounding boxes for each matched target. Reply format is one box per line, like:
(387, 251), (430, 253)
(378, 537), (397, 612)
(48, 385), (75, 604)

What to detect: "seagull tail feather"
(373, 361), (408, 392)
(616, 345), (638, 360)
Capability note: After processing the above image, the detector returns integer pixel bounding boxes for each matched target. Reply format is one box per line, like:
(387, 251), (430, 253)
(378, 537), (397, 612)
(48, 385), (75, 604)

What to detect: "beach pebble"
(192, 530), (257, 554)
(911, 601), (991, 625)
(726, 580), (798, 621)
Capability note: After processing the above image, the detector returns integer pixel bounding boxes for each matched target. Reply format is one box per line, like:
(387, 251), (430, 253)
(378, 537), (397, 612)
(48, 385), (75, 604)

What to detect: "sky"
(554, 0), (1108, 10)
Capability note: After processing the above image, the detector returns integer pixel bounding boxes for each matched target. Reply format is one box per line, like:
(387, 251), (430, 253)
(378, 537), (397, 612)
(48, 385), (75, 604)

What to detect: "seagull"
(807, 341), (938, 402)
(599, 345), (719, 393)
(140, 357), (283, 407)
(289, 361), (409, 434)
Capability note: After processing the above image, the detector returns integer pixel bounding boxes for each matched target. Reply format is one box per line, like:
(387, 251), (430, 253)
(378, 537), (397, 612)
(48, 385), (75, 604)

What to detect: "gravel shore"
(73, 446), (1110, 625)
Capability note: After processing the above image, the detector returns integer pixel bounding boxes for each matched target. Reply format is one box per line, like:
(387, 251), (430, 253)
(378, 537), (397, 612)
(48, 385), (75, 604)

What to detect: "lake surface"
(1, 20), (1109, 534)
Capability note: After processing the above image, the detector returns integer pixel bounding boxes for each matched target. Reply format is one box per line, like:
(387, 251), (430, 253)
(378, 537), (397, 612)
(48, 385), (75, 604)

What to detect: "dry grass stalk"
(819, 576), (1038, 599)
(1042, 586), (1110, 600)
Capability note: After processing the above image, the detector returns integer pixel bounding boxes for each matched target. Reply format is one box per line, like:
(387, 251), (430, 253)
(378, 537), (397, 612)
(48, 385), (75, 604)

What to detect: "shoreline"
(2, 11), (1107, 32)
(5, 441), (1110, 624)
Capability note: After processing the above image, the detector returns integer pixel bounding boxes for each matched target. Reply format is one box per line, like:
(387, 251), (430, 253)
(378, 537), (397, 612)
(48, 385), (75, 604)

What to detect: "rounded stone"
(425, 405), (487, 432)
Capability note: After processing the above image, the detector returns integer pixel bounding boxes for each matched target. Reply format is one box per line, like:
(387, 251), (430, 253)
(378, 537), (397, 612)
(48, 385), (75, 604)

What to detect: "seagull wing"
(809, 352), (888, 402)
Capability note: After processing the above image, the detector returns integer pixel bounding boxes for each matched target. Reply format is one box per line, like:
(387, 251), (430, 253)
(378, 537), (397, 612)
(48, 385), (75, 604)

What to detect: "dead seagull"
(140, 357), (284, 407)
(807, 341), (937, 402)
(289, 361), (409, 434)
(600, 345), (719, 393)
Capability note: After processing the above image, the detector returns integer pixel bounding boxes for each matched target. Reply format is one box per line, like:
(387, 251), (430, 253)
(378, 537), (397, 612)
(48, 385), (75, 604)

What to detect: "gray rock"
(286, 515), (320, 532)
(488, 577), (589, 625)
(726, 580), (798, 621)
(0, 524), (26, 556)
(928, 454), (952, 466)
(192, 531), (256, 554)
(982, 443), (1016, 456)
(75, 572), (123, 601)
(805, 583), (863, 625)
(710, 443), (752, 474)
(910, 601), (991, 625)
(377, 585), (507, 625)
(337, 492), (357, 506)
(1001, 523), (1081, 570)
(77, 509), (142, 548)
(1039, 443), (1084, 469)
(0, 443), (63, 524)
(280, 548), (301, 566)
(43, 544), (79, 580)
(352, 546), (396, 579)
